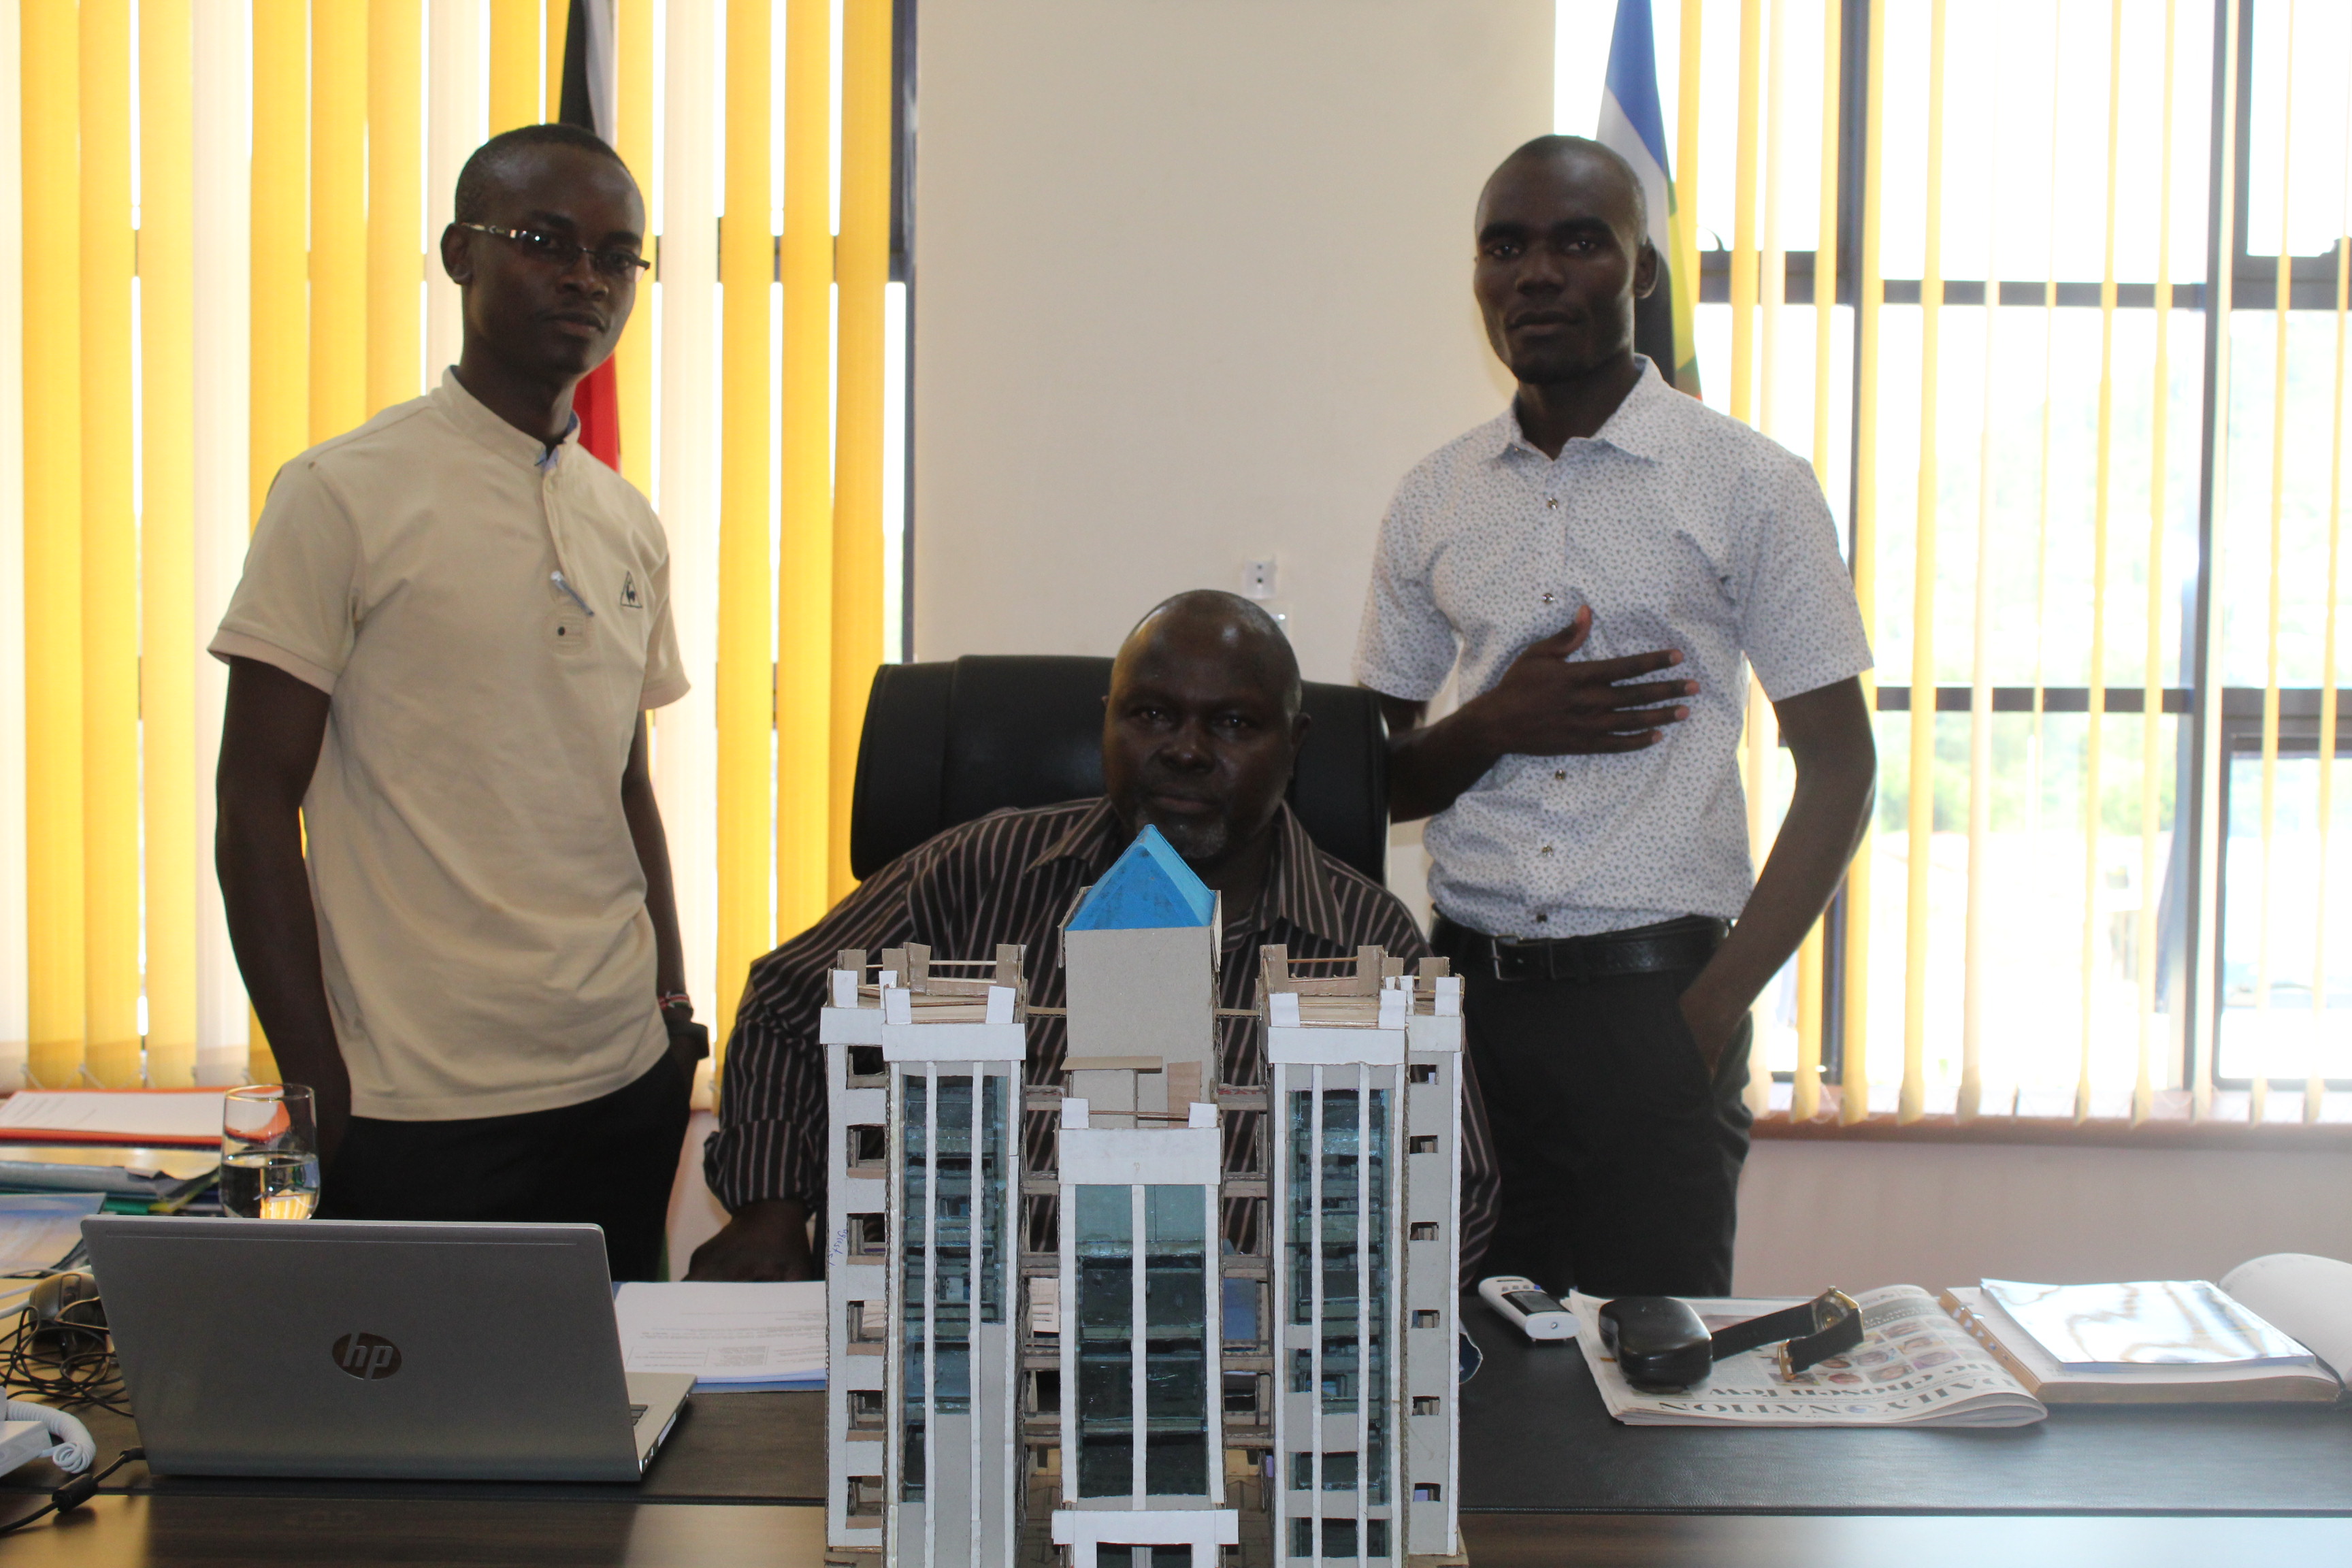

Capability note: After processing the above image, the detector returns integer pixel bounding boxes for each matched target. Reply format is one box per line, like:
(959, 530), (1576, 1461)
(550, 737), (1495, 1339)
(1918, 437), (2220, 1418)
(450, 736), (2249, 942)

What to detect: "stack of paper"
(0, 1090), (227, 1145)
(0, 1144), (218, 1207)
(0, 1192), (103, 1282)
(613, 1280), (827, 1390)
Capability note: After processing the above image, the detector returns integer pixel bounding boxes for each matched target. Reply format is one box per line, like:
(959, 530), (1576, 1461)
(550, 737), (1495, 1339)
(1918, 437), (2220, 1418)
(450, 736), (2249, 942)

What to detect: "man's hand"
(1678, 986), (1746, 1077)
(216, 658), (353, 1162)
(1465, 606), (1696, 757)
(1381, 606), (1697, 821)
(686, 1198), (817, 1281)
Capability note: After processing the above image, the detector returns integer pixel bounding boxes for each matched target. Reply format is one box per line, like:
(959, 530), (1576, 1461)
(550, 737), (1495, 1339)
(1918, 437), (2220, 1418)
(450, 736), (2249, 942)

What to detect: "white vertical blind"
(190, 0), (250, 1082)
(425, 0), (486, 382)
(656, 0), (722, 1019)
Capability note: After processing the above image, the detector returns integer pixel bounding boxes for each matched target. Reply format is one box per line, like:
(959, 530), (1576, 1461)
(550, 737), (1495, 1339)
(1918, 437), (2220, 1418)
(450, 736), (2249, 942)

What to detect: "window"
(1558, 0), (2352, 1125)
(1073, 1184), (1135, 1499)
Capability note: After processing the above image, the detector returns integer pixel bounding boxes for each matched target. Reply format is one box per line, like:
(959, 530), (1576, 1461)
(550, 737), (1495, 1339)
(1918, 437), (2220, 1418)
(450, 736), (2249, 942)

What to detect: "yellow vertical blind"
(250, 0), (307, 513)
(777, 0), (834, 936)
(22, 0), (81, 1089)
(489, 0), (538, 132)
(543, 0), (568, 127)
(368, 0), (424, 419)
(830, 0), (892, 904)
(310, 1), (365, 442)
(10, 0), (901, 1093)
(715, 0), (776, 1043)
(140, 0), (196, 1090)
(80, 0), (137, 1088)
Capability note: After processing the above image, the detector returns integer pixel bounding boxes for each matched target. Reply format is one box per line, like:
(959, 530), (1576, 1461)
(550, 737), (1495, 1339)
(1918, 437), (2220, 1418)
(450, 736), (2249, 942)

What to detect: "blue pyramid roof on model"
(1066, 825), (1215, 931)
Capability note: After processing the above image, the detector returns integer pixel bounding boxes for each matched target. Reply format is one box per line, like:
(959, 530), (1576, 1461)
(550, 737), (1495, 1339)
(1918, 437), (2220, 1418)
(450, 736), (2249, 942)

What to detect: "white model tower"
(823, 941), (1028, 1568)
(820, 827), (1467, 1568)
(1262, 949), (1464, 1566)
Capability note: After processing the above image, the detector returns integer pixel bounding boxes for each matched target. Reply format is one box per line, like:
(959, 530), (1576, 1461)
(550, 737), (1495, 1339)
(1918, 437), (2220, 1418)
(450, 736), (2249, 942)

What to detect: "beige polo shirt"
(212, 371), (689, 1121)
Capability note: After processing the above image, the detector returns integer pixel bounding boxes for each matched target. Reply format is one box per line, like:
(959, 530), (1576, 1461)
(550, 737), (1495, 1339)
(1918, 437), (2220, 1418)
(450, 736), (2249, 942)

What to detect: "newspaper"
(613, 1280), (826, 1390)
(1570, 1286), (2048, 1427)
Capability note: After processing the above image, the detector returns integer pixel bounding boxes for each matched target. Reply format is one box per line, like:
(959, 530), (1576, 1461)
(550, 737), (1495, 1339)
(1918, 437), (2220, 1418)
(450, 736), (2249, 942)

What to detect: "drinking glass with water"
(222, 1084), (322, 1220)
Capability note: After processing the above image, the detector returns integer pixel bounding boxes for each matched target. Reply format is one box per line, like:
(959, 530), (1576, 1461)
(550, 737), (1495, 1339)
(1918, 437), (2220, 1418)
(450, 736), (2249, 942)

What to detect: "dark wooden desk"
(10, 1300), (2350, 1563)
(1455, 1298), (2352, 1515)
(0, 1391), (827, 1505)
(9, 1498), (2352, 1567)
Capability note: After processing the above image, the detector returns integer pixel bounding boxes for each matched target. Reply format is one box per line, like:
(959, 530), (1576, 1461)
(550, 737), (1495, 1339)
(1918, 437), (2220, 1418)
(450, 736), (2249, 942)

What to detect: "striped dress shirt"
(704, 797), (1499, 1275)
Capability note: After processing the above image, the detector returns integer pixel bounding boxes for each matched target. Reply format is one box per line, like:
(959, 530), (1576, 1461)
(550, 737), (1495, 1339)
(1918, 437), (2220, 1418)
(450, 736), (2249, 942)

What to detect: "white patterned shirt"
(1353, 359), (1872, 941)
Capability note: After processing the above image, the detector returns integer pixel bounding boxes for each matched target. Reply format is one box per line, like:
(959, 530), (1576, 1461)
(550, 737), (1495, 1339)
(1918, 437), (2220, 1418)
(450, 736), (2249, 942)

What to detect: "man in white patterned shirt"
(1354, 135), (1876, 1297)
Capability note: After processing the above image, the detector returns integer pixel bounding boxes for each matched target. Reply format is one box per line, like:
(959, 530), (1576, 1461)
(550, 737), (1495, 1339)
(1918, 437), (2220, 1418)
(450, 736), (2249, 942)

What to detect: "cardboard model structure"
(820, 828), (1467, 1567)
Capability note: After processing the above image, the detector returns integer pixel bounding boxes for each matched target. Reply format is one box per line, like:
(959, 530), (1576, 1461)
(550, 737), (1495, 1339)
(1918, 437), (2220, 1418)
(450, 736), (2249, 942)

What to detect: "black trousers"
(318, 1054), (692, 1281)
(1433, 917), (1753, 1298)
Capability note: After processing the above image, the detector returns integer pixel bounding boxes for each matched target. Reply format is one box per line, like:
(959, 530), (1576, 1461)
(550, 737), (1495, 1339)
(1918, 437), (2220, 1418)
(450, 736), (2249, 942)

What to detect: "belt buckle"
(1490, 936), (1554, 983)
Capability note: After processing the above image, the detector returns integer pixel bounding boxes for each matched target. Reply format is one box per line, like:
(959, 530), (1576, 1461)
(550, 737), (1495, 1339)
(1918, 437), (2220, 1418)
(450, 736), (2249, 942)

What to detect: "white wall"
(1734, 1139), (2352, 1296)
(911, 0), (1550, 681)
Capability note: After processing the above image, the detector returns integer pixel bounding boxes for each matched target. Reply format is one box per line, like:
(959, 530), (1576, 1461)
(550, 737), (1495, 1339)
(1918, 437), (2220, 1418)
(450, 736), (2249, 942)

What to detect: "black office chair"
(847, 655), (1390, 884)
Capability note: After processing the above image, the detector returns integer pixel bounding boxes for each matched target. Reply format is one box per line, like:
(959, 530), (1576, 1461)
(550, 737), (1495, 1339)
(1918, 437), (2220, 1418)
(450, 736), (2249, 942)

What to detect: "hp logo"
(331, 1332), (403, 1380)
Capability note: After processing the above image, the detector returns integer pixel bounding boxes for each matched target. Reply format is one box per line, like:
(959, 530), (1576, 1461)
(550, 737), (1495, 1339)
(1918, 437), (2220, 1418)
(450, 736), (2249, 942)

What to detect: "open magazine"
(1569, 1286), (2048, 1427)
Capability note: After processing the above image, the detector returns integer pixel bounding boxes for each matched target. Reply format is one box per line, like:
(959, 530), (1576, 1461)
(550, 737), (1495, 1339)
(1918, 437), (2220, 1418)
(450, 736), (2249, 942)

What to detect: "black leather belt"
(1434, 913), (1729, 984)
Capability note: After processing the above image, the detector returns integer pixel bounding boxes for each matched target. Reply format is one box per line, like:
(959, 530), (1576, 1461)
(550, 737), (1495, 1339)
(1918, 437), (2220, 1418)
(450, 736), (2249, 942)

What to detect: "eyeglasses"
(455, 222), (651, 280)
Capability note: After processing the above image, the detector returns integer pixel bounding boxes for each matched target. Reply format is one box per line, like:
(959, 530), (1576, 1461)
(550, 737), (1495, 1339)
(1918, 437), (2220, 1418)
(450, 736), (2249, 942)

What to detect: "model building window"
(1143, 1183), (1211, 1497)
(1073, 1183), (1135, 1498)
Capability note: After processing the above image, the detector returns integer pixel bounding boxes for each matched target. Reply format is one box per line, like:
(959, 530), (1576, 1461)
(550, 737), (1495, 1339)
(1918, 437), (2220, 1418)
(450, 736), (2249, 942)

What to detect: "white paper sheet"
(613, 1280), (828, 1389)
(2221, 1253), (2352, 1386)
(0, 1192), (105, 1274)
(0, 1091), (227, 1141)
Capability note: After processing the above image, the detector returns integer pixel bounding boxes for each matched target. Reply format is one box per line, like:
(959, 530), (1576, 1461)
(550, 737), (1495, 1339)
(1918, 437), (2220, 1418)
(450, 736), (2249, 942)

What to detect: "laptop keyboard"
(629, 1403), (647, 1425)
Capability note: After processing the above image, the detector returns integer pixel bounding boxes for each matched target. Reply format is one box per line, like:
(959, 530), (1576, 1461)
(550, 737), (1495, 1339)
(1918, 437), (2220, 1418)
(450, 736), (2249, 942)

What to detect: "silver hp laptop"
(81, 1215), (693, 1483)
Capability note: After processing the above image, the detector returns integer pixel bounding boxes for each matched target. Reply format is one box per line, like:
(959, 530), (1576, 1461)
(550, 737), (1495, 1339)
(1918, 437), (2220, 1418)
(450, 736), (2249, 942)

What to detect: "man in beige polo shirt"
(212, 125), (697, 1279)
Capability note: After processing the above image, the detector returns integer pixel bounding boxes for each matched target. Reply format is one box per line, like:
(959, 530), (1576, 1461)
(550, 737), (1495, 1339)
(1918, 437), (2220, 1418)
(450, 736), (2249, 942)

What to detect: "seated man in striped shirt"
(691, 589), (1499, 1281)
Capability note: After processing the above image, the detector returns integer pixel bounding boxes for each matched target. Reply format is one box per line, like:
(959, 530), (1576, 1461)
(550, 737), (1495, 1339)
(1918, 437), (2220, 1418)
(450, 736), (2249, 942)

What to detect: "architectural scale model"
(819, 828), (1467, 1568)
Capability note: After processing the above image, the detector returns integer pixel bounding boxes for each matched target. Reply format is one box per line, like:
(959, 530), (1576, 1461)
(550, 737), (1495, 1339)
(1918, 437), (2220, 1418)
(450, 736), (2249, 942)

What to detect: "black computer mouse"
(1599, 1295), (1713, 1392)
